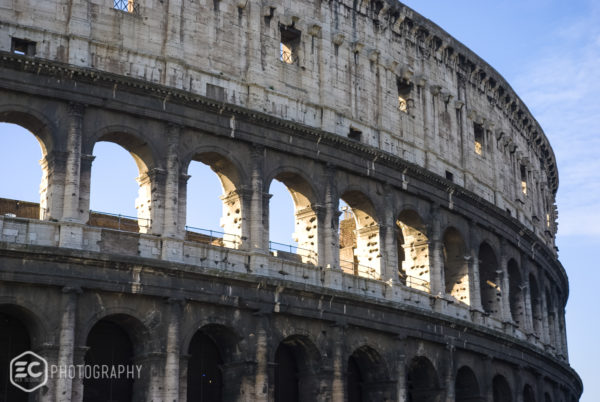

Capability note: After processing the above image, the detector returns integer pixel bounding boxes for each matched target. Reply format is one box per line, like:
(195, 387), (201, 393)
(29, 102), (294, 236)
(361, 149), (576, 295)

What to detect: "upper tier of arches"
(0, 0), (559, 250)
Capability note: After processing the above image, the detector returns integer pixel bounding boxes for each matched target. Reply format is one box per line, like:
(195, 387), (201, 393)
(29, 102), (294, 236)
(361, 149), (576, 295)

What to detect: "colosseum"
(0, 0), (583, 401)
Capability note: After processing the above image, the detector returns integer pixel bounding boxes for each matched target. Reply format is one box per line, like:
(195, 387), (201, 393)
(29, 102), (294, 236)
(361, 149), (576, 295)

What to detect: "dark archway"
(187, 332), (223, 402)
(407, 356), (441, 402)
(273, 335), (320, 402)
(83, 319), (136, 402)
(492, 375), (512, 402)
(348, 346), (391, 401)
(508, 259), (524, 325)
(479, 242), (501, 316)
(443, 227), (469, 303)
(529, 274), (543, 336)
(524, 384), (536, 402)
(347, 354), (363, 402)
(455, 366), (480, 402)
(274, 343), (298, 402)
(0, 312), (31, 402)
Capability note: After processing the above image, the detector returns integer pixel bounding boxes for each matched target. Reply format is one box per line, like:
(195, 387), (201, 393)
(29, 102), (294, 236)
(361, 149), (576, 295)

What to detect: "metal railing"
(339, 258), (381, 281)
(114, 0), (140, 14)
(399, 271), (431, 293)
(185, 226), (243, 248)
(88, 210), (150, 233)
(269, 241), (318, 264)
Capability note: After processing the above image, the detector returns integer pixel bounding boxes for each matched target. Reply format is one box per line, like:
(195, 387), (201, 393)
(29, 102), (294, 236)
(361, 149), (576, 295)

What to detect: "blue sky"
(400, 0), (599, 400)
(0, 0), (598, 400)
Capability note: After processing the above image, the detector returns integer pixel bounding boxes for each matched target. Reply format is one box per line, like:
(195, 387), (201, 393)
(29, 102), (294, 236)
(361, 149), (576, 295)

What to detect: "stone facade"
(0, 0), (581, 401)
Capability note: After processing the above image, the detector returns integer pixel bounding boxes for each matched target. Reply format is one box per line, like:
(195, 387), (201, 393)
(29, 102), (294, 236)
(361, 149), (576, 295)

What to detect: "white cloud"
(512, 1), (600, 238)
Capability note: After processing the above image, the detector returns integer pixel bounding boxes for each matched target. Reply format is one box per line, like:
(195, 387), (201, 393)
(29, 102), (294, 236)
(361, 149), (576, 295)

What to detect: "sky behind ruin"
(0, 0), (598, 400)
(401, 1), (600, 400)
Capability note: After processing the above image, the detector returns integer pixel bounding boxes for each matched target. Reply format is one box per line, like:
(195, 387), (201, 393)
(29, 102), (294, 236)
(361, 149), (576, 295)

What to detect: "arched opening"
(187, 331), (223, 402)
(90, 134), (154, 234)
(492, 375), (512, 402)
(273, 336), (320, 402)
(347, 354), (363, 402)
(269, 173), (318, 264)
(479, 242), (501, 316)
(523, 384), (536, 402)
(274, 343), (298, 402)
(186, 153), (243, 248)
(545, 287), (557, 347)
(397, 210), (430, 292)
(348, 346), (390, 401)
(508, 259), (524, 325)
(0, 312), (31, 402)
(443, 228), (469, 303)
(529, 274), (543, 336)
(0, 122), (46, 220)
(407, 356), (441, 402)
(83, 317), (139, 402)
(339, 191), (381, 279)
(455, 366), (480, 402)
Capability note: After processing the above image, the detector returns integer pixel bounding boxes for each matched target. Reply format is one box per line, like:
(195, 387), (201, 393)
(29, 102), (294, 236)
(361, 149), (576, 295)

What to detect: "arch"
(186, 151), (245, 248)
(89, 128), (158, 233)
(508, 259), (524, 325)
(455, 366), (481, 402)
(339, 190), (381, 279)
(0, 311), (31, 402)
(268, 169), (320, 264)
(523, 384), (536, 402)
(348, 345), (390, 402)
(529, 273), (543, 336)
(0, 106), (56, 155)
(493, 375), (512, 402)
(273, 335), (321, 402)
(187, 330), (224, 402)
(83, 315), (142, 402)
(0, 302), (48, 347)
(397, 209), (430, 292)
(545, 286), (556, 346)
(479, 242), (501, 316)
(443, 227), (469, 303)
(407, 356), (441, 402)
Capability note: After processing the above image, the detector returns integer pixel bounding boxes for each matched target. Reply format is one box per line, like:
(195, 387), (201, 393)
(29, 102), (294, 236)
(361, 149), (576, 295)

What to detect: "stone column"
(381, 187), (399, 284)
(164, 299), (183, 401)
(39, 151), (67, 221)
(163, 124), (183, 239)
(66, 0), (91, 66)
(319, 165), (340, 268)
(482, 356), (494, 402)
(136, 168), (166, 235)
(539, 279), (551, 345)
(394, 337), (408, 402)
(70, 346), (90, 402)
(248, 145), (267, 252)
(55, 286), (81, 402)
(77, 154), (95, 224)
(62, 103), (85, 222)
(330, 324), (345, 402)
(444, 345), (456, 402)
(514, 366), (524, 402)
(178, 354), (190, 402)
(428, 206), (445, 296)
(468, 221), (483, 312)
(521, 259), (534, 334)
(499, 240), (512, 322)
(254, 318), (269, 402)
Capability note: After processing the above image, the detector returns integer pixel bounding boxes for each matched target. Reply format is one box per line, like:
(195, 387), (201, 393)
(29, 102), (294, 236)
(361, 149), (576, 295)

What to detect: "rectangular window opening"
(474, 123), (484, 155)
(397, 78), (412, 113)
(280, 25), (301, 65)
(348, 127), (362, 142)
(11, 38), (36, 56)
(520, 165), (527, 195)
(445, 171), (454, 182)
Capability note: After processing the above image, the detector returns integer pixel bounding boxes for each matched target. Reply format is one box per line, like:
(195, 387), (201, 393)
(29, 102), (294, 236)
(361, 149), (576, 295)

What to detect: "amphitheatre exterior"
(0, 0), (582, 401)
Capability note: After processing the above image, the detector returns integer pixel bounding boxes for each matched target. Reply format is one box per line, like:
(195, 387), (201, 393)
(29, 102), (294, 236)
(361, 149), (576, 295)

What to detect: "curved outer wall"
(0, 0), (581, 402)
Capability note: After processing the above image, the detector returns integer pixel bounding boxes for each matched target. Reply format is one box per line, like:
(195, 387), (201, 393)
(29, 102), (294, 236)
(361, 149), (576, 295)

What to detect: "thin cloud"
(512, 1), (600, 238)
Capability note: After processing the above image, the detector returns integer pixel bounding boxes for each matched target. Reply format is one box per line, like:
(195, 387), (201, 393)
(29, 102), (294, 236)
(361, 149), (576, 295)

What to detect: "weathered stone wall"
(0, 0), (559, 248)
